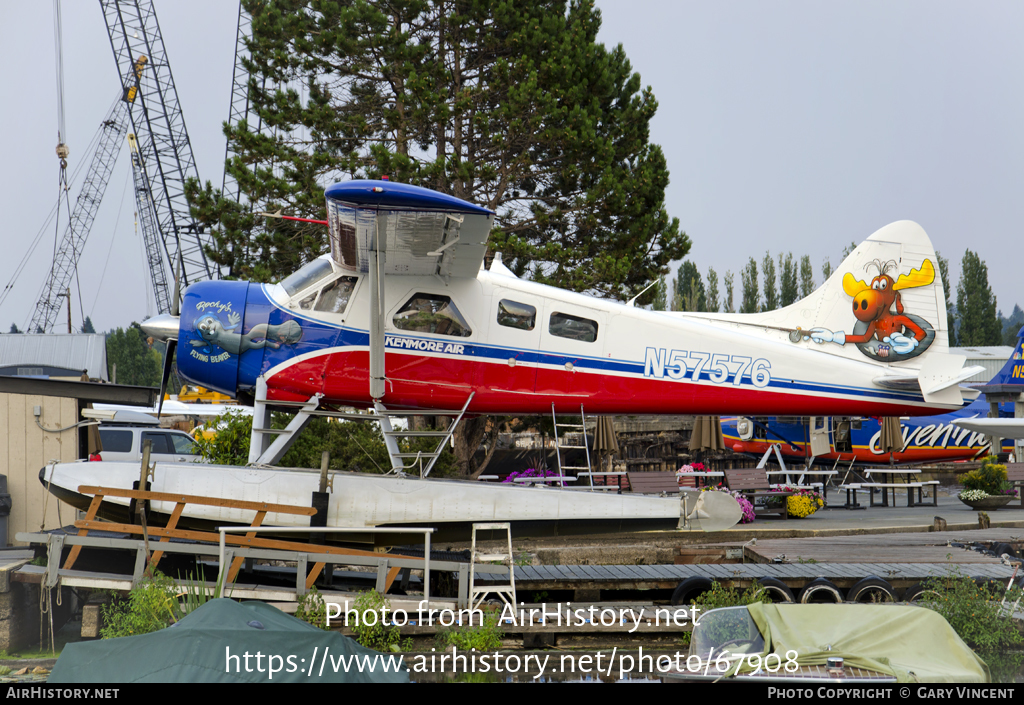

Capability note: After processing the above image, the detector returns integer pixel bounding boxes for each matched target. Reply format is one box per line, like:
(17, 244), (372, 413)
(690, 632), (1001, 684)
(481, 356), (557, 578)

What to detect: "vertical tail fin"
(985, 327), (1024, 385)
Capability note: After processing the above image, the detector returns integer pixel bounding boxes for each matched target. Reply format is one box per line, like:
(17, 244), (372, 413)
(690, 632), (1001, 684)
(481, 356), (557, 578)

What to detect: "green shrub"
(100, 573), (180, 638)
(295, 586), (330, 631)
(919, 569), (1023, 650)
(349, 590), (411, 653)
(435, 611), (504, 651)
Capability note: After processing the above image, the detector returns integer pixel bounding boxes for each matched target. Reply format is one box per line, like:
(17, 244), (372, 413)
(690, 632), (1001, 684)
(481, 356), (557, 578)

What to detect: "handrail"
(217, 525), (437, 604)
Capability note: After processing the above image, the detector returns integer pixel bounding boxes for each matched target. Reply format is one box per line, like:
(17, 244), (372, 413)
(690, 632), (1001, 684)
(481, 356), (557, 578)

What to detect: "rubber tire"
(671, 576), (714, 606)
(847, 576), (897, 603)
(799, 577), (844, 604)
(753, 577), (796, 603)
(992, 542), (1017, 559)
(902, 582), (941, 603)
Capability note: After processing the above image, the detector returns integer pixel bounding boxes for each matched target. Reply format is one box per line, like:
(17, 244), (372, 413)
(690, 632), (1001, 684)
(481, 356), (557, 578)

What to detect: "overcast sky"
(2, 1), (1021, 334)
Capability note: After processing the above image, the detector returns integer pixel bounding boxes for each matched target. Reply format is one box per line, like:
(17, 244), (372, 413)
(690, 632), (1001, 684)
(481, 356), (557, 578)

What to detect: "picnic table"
(840, 468), (938, 508)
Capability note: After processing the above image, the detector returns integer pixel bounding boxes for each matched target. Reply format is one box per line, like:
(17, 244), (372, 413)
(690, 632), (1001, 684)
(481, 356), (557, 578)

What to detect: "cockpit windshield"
(689, 607), (766, 658)
(279, 259), (335, 297)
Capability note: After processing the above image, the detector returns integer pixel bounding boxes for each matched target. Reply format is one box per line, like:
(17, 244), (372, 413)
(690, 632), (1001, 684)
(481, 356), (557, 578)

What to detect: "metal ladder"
(551, 403), (593, 487)
(468, 522), (516, 610)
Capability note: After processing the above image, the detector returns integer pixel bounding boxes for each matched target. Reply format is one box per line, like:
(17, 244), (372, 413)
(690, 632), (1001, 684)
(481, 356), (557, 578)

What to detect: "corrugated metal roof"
(0, 334), (108, 380)
(950, 345), (1014, 383)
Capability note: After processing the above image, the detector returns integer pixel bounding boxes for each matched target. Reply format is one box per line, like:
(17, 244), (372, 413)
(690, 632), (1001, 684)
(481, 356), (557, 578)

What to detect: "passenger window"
(497, 299), (536, 331)
(169, 434), (197, 455)
(549, 312), (598, 343)
(297, 292), (317, 310)
(393, 294), (472, 337)
(99, 429), (132, 453)
(315, 276), (358, 314)
(142, 432), (171, 454)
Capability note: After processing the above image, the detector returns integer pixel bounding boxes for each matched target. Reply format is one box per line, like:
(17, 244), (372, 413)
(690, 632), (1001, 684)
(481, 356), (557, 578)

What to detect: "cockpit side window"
(549, 312), (598, 343)
(497, 299), (536, 331)
(315, 276), (358, 314)
(393, 293), (472, 337)
(280, 259), (334, 298)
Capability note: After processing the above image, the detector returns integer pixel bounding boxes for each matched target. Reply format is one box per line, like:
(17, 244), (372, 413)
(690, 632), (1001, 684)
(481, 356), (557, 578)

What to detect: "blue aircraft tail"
(986, 326), (1024, 385)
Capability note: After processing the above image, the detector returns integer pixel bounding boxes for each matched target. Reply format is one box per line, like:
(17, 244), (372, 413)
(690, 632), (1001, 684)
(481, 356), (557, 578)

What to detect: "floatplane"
(42, 180), (984, 542)
(721, 400), (1015, 469)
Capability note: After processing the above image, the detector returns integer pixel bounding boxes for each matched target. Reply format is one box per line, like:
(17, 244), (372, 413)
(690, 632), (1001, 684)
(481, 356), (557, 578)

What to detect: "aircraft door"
(537, 305), (605, 402)
(487, 289), (541, 394)
(809, 416), (831, 456)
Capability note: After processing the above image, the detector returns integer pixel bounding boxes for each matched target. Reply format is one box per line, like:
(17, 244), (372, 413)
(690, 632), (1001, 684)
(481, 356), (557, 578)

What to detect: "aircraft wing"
(951, 417), (1024, 440)
(324, 180), (494, 279)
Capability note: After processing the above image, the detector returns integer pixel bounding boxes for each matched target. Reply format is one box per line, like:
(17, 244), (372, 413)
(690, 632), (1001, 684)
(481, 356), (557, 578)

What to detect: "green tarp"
(746, 603), (990, 683)
(48, 599), (410, 683)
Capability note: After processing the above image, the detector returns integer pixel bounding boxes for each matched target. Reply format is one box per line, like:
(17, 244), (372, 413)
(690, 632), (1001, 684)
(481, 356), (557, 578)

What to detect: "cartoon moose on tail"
(807, 258), (935, 358)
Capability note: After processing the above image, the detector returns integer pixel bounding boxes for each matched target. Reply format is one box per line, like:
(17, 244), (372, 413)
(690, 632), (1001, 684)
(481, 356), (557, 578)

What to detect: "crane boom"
(99, 0), (217, 299)
(29, 96), (129, 333)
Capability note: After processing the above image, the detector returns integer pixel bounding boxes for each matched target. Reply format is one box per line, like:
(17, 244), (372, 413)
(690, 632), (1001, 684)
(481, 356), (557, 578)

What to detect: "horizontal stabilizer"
(918, 354), (971, 405)
(951, 417), (1024, 440)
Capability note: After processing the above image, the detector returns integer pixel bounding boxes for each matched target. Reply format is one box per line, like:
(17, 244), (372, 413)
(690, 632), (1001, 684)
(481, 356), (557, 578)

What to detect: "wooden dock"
(498, 559), (1018, 596)
(742, 528), (1024, 565)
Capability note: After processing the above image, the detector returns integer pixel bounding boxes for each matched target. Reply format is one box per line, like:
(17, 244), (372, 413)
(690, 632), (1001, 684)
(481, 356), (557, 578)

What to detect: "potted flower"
(702, 484), (756, 524)
(957, 456), (1016, 510)
(770, 485), (825, 518)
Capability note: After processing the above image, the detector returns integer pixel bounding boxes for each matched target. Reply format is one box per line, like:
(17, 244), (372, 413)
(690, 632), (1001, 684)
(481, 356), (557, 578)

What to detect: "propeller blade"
(156, 338), (176, 419)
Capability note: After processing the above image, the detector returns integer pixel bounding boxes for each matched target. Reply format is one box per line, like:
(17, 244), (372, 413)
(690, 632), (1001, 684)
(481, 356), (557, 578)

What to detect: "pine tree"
(779, 252), (798, 307)
(187, 0), (688, 299)
(705, 267), (720, 313)
(956, 250), (1001, 346)
(651, 275), (667, 311)
(106, 323), (162, 386)
(723, 271), (735, 313)
(936, 252), (956, 347)
(1002, 304), (1024, 346)
(761, 252), (777, 312)
(799, 255), (814, 298)
(676, 261), (705, 312)
(82, 316), (96, 334)
(9, 324), (20, 334)
(740, 258), (759, 314)
(821, 258), (833, 283)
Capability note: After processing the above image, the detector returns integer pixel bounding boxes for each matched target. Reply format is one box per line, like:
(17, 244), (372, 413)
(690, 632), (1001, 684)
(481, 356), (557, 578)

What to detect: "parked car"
(94, 410), (199, 463)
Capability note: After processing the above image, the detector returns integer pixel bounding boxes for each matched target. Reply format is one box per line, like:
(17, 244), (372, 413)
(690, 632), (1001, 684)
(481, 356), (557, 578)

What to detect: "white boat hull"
(41, 461), (687, 544)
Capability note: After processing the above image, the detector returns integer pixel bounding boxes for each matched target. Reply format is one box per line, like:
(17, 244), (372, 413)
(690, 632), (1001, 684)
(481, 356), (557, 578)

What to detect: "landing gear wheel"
(670, 576), (713, 606)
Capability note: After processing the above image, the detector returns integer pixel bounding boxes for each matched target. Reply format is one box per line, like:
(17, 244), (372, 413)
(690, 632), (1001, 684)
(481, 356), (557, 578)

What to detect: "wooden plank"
(77, 486), (317, 515)
(72, 520), (415, 562)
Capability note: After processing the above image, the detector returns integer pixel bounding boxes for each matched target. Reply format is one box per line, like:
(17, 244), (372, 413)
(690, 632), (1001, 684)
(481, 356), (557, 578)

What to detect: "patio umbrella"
(591, 416), (620, 478)
(879, 416), (904, 466)
(689, 416), (726, 454)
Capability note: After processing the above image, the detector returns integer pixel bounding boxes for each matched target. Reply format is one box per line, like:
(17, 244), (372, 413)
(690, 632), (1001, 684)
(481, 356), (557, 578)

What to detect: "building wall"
(0, 392), (80, 544)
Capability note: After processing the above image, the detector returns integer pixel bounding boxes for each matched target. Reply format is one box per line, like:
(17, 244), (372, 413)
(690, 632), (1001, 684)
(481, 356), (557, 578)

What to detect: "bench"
(626, 472), (681, 495)
(1007, 464), (1024, 507)
(724, 468), (796, 519)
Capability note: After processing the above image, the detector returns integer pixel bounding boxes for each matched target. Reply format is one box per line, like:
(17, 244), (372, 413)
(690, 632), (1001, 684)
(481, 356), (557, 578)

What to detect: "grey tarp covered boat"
(668, 603), (989, 683)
